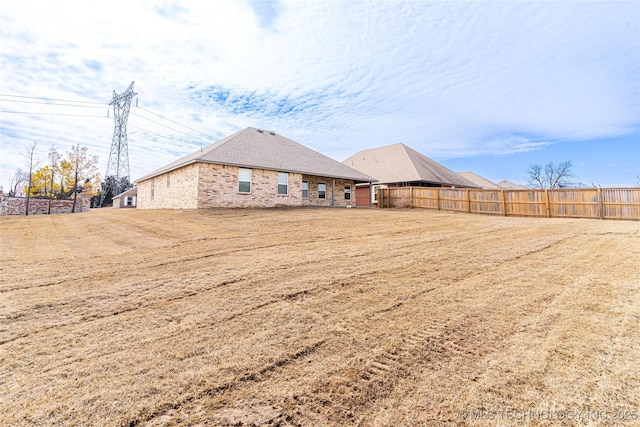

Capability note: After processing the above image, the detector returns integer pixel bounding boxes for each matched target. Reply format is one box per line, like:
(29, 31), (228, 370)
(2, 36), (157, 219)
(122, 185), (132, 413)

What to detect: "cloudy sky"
(1, 0), (639, 189)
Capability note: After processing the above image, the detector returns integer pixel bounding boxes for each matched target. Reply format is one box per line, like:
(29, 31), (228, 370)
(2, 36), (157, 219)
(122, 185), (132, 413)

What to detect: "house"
(112, 187), (137, 208)
(497, 179), (527, 190)
(135, 127), (375, 209)
(458, 172), (501, 189)
(343, 143), (478, 205)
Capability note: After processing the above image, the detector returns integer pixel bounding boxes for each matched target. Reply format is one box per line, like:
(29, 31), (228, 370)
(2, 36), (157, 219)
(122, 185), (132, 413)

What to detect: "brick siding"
(0, 195), (91, 215)
(137, 162), (358, 209)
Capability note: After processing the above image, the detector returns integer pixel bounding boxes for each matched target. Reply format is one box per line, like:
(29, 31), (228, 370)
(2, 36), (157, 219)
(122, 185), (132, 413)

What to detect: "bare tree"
(9, 168), (27, 196)
(634, 174), (640, 187)
(527, 161), (574, 189)
(23, 140), (39, 215)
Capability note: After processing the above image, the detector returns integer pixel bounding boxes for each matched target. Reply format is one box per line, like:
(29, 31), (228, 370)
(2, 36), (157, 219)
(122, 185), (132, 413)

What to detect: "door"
(355, 186), (371, 207)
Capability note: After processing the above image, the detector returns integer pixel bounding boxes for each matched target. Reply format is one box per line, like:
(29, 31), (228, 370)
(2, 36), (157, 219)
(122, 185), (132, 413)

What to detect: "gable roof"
(343, 143), (479, 188)
(497, 179), (527, 190)
(136, 127), (375, 183)
(458, 172), (500, 189)
(112, 186), (138, 199)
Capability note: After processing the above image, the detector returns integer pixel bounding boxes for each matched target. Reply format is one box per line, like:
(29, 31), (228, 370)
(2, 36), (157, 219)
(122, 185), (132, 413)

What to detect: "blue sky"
(1, 0), (638, 189)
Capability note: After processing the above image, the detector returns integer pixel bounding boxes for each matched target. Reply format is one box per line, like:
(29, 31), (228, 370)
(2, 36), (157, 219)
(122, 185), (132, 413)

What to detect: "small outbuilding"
(135, 127), (375, 209)
(111, 187), (137, 208)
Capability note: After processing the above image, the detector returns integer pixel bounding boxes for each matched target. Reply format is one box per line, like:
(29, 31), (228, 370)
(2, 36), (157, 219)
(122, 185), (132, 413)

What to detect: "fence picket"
(379, 187), (640, 221)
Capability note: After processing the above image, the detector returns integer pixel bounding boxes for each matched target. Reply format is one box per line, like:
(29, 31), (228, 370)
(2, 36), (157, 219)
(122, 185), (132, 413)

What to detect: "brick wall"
(0, 195), (91, 215)
(302, 175), (355, 207)
(137, 164), (199, 209)
(136, 162), (358, 209)
(198, 164), (302, 208)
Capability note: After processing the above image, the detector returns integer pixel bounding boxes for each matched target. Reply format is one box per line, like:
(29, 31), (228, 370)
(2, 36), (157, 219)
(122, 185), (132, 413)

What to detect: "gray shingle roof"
(343, 143), (479, 188)
(136, 127), (375, 183)
(112, 187), (138, 198)
(497, 179), (527, 190)
(458, 172), (500, 189)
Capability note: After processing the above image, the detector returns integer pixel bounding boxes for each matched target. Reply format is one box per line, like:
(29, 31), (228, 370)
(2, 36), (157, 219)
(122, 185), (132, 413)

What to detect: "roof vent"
(257, 129), (264, 133)
(269, 131), (275, 136)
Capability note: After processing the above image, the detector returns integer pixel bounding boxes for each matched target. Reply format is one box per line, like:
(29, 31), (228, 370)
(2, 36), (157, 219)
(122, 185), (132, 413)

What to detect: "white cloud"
(1, 0), (638, 188)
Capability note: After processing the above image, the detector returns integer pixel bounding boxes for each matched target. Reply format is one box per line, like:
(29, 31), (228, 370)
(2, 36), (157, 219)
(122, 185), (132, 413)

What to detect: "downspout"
(332, 178), (335, 206)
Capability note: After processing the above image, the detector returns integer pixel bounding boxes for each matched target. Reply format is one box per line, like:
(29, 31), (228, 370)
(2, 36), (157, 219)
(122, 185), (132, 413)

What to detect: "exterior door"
(355, 186), (371, 207)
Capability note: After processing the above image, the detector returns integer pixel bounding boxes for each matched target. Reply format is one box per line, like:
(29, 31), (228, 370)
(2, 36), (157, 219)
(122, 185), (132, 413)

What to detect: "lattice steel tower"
(101, 81), (137, 206)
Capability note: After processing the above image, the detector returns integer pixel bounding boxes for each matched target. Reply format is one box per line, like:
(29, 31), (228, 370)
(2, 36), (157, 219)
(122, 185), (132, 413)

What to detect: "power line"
(129, 124), (209, 147)
(134, 105), (212, 138)
(0, 93), (105, 105)
(0, 98), (107, 109)
(0, 91), (215, 146)
(130, 111), (209, 141)
(0, 110), (109, 118)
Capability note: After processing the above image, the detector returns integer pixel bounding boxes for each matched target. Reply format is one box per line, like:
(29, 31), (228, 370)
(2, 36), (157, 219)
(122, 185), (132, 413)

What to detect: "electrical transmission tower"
(100, 81), (137, 206)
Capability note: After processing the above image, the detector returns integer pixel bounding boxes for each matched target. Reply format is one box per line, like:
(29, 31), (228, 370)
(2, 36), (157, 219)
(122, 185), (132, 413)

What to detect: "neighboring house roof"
(136, 127), (375, 183)
(112, 187), (137, 199)
(497, 179), (527, 190)
(343, 143), (479, 188)
(458, 172), (501, 189)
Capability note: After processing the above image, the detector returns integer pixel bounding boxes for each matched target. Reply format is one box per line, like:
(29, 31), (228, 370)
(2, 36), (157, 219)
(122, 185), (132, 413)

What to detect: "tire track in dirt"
(282, 314), (487, 425)
(2, 231), (577, 351)
(278, 234), (585, 425)
(0, 278), (243, 345)
(0, 232), (455, 345)
(126, 339), (326, 427)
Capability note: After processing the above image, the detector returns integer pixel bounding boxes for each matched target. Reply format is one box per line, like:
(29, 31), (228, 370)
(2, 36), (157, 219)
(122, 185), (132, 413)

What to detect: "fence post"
(544, 189), (551, 218)
(500, 190), (506, 216)
(597, 188), (603, 219)
(410, 187), (414, 208)
(467, 189), (471, 213)
(437, 188), (441, 210)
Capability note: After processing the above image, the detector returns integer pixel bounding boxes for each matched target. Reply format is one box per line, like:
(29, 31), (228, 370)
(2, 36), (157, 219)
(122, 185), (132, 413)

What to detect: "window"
(318, 182), (326, 199)
(126, 196), (133, 206)
(238, 168), (251, 193)
(302, 180), (309, 199)
(278, 172), (288, 195)
(373, 185), (380, 201)
(344, 184), (351, 200)
(151, 180), (155, 199)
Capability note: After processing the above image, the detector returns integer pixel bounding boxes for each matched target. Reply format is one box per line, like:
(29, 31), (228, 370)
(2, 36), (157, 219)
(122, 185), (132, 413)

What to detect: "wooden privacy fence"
(377, 187), (640, 221)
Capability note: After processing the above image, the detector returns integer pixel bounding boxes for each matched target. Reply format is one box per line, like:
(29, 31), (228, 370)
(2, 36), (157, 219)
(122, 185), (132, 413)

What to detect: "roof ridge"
(136, 127), (375, 183)
(398, 143), (422, 181)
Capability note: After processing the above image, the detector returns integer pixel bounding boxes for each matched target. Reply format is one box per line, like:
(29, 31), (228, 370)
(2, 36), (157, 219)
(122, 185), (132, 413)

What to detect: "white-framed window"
(126, 196), (133, 206)
(318, 182), (326, 199)
(373, 185), (380, 201)
(238, 168), (252, 193)
(344, 184), (351, 200)
(302, 180), (309, 199)
(278, 172), (288, 195)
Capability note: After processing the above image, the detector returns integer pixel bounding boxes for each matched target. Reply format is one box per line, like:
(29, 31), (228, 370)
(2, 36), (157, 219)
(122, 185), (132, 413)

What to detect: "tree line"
(7, 141), (132, 212)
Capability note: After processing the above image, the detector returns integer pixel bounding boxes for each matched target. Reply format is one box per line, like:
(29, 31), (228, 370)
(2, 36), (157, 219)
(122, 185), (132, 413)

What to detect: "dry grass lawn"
(1, 207), (639, 426)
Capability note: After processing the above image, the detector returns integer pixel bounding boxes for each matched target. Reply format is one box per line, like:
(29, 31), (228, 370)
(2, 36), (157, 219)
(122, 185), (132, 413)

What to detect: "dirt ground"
(1, 207), (639, 426)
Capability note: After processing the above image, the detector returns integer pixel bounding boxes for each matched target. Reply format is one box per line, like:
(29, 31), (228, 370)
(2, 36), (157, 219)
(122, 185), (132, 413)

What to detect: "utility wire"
(129, 123), (209, 147)
(0, 92), (213, 144)
(134, 105), (212, 138)
(0, 111), (109, 118)
(0, 98), (107, 109)
(130, 111), (209, 141)
(129, 124), (194, 143)
(0, 93), (105, 105)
